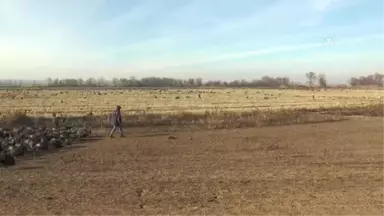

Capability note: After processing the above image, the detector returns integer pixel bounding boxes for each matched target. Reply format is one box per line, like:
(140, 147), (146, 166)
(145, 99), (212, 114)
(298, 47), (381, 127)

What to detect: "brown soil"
(0, 118), (383, 215)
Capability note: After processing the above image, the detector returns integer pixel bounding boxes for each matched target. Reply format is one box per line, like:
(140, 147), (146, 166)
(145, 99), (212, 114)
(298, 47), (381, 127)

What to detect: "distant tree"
(228, 80), (240, 87)
(195, 77), (203, 86)
(11, 73), (384, 89)
(62, 79), (79, 86)
(305, 72), (317, 88)
(77, 78), (84, 86)
(349, 77), (359, 86)
(46, 77), (53, 86)
(187, 78), (195, 86)
(373, 72), (384, 86)
(318, 73), (327, 89)
(349, 73), (384, 87)
(275, 77), (290, 87)
(110, 77), (118, 87)
(53, 78), (59, 85)
(129, 76), (141, 87)
(85, 78), (96, 86)
(97, 77), (106, 87)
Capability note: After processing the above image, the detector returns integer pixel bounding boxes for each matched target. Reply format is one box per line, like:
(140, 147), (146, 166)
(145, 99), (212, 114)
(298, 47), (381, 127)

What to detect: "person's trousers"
(109, 124), (124, 137)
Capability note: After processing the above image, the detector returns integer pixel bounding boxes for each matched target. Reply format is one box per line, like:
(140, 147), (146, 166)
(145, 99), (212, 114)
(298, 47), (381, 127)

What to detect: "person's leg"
(118, 126), (124, 137)
(109, 125), (116, 137)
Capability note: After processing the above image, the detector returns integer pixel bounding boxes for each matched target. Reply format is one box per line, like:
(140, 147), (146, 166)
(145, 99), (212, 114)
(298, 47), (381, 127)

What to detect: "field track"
(1, 117), (382, 215)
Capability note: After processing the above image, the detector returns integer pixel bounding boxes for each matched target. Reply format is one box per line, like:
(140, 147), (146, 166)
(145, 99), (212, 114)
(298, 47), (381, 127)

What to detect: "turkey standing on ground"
(0, 126), (92, 166)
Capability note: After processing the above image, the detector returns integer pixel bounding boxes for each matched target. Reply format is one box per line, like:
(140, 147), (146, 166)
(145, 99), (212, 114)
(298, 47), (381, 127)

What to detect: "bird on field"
(0, 125), (92, 165)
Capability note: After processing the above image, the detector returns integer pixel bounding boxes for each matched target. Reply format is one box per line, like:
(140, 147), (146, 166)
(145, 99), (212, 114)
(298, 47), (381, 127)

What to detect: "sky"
(0, 0), (383, 83)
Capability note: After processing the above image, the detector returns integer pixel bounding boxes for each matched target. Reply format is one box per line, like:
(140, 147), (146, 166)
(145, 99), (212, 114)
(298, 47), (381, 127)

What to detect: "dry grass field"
(0, 88), (383, 215)
(0, 88), (382, 117)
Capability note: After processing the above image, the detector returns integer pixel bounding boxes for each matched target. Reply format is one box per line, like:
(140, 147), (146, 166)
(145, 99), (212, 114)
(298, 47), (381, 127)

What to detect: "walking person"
(109, 105), (125, 138)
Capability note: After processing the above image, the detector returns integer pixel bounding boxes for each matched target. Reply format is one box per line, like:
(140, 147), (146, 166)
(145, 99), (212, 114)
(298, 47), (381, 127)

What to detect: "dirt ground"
(0, 118), (383, 215)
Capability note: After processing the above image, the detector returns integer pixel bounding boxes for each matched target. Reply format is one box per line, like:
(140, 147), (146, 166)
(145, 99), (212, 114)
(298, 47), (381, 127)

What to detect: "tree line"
(349, 73), (384, 86)
(46, 72), (384, 88)
(0, 72), (383, 88)
(45, 76), (291, 88)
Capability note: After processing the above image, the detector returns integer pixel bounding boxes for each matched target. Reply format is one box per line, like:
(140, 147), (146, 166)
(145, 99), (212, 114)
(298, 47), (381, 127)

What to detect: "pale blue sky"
(0, 0), (383, 82)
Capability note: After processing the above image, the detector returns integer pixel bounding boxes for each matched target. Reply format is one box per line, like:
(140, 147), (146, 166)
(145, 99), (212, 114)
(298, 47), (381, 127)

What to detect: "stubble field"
(0, 88), (383, 215)
(0, 88), (382, 117)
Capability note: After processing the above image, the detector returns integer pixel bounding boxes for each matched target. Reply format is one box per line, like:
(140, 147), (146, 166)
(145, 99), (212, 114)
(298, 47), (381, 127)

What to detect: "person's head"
(116, 105), (121, 110)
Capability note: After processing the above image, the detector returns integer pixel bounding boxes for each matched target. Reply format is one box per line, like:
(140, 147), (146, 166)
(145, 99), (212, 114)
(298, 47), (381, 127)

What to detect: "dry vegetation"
(0, 88), (382, 116)
(0, 87), (383, 215)
(0, 88), (383, 128)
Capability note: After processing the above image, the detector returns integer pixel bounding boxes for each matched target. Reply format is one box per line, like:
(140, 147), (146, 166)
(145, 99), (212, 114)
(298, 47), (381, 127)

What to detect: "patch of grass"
(101, 103), (382, 129)
(1, 103), (382, 129)
(1, 110), (36, 127)
(3, 106), (343, 129)
(320, 103), (383, 116)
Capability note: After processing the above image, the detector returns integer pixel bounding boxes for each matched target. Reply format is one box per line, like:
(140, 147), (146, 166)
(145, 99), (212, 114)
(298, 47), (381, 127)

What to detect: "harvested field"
(0, 88), (382, 117)
(0, 118), (383, 215)
(0, 87), (383, 214)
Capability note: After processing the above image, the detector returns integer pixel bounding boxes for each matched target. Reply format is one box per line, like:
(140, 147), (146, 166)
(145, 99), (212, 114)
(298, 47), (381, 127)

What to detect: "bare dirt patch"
(0, 118), (382, 215)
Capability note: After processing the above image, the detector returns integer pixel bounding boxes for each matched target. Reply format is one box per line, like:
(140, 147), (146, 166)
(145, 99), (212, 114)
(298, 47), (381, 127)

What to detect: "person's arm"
(118, 112), (123, 124)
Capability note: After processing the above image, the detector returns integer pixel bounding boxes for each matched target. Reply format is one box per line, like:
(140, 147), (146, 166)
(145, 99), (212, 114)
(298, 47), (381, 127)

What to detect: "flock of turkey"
(0, 125), (92, 166)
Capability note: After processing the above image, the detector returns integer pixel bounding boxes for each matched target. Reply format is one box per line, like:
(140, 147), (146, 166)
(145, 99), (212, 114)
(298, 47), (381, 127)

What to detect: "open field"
(0, 118), (383, 215)
(0, 87), (383, 214)
(0, 88), (383, 117)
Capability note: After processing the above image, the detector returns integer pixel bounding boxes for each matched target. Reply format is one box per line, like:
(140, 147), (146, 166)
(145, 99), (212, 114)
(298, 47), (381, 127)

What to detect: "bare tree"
(112, 77), (120, 87)
(305, 72), (317, 89)
(46, 77), (53, 86)
(77, 78), (84, 86)
(349, 77), (359, 86)
(85, 78), (96, 86)
(97, 77), (106, 87)
(373, 72), (384, 86)
(318, 73), (327, 89)
(195, 77), (203, 86)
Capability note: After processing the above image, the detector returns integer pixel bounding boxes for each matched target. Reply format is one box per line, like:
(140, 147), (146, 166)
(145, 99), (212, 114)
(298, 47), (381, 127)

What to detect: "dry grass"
(3, 105), (345, 129)
(0, 88), (383, 129)
(1, 118), (382, 215)
(0, 88), (382, 117)
(1, 103), (382, 130)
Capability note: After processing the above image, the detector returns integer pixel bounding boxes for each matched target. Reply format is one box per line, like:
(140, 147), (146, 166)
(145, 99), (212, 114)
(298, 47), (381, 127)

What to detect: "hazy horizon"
(0, 0), (383, 82)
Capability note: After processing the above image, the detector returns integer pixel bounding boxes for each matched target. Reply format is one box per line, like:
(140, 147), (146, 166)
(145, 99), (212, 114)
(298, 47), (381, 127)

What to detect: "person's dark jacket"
(110, 109), (122, 126)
